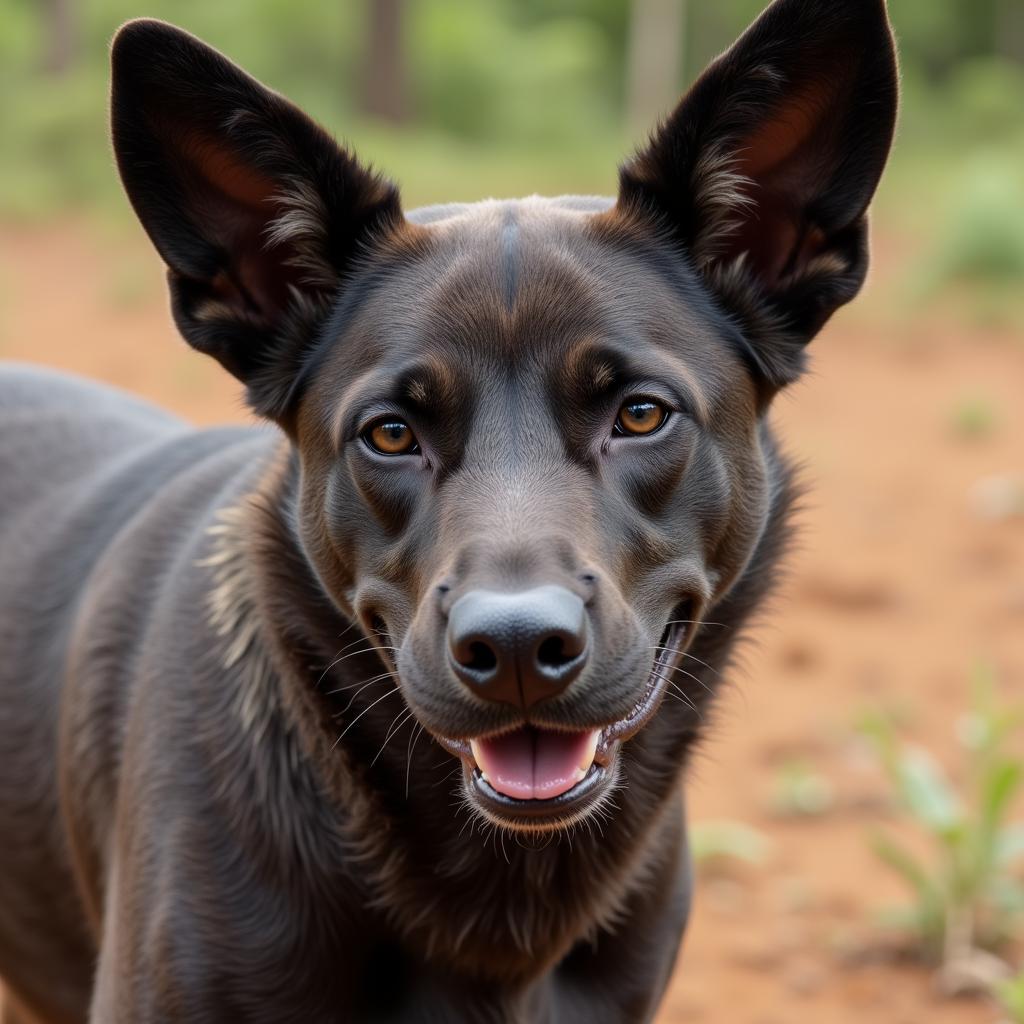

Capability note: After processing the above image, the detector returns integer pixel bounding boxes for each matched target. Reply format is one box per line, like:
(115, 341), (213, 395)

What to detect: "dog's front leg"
(88, 861), (136, 1023)
(87, 855), (281, 1024)
(87, 857), (176, 1024)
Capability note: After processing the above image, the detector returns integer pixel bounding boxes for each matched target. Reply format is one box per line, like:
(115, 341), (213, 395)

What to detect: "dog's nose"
(447, 585), (589, 710)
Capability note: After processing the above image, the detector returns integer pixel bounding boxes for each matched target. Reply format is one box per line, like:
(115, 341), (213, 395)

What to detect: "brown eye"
(365, 419), (419, 455)
(615, 400), (668, 436)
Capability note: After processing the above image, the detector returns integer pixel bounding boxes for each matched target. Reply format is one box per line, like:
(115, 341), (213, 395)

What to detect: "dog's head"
(112, 0), (896, 831)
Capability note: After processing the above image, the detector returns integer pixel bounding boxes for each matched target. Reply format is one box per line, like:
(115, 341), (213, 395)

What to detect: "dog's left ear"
(618, 0), (898, 390)
(111, 19), (408, 419)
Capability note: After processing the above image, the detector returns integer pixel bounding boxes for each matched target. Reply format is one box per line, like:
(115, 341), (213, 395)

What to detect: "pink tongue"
(473, 727), (598, 800)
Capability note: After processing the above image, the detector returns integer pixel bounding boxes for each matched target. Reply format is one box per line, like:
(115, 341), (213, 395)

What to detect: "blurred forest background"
(2, 0), (1023, 323)
(1, 3), (1022, 1023)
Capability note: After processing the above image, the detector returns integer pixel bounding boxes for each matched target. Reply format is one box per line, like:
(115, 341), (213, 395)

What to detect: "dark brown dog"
(0, 1), (897, 1020)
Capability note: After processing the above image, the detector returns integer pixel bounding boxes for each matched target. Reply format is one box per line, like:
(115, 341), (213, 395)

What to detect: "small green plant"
(770, 759), (834, 817)
(951, 395), (998, 440)
(690, 820), (769, 872)
(998, 969), (1024, 1024)
(858, 667), (1024, 990)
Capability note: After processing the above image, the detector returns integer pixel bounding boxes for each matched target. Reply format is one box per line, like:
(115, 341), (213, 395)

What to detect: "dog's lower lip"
(470, 761), (609, 820)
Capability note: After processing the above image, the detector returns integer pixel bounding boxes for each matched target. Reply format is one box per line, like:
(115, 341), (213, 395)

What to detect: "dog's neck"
(200, 437), (793, 981)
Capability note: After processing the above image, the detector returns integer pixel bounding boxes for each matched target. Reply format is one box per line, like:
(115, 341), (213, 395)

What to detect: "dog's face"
(112, 0), (896, 830)
(293, 199), (770, 826)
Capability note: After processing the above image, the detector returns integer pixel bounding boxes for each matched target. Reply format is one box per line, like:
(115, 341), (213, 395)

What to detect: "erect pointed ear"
(111, 19), (408, 419)
(617, 0), (898, 390)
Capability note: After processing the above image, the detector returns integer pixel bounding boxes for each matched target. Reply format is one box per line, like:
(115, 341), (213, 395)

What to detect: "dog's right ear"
(111, 19), (407, 419)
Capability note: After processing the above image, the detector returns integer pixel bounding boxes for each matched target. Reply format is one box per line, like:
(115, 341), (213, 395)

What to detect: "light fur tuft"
(198, 502), (278, 738)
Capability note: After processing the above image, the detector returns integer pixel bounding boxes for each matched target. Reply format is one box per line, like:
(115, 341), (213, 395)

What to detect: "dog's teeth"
(579, 729), (600, 772)
(470, 739), (483, 768)
(480, 772), (490, 783)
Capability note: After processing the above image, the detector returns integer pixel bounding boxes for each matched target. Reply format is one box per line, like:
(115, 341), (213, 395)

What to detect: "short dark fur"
(0, 2), (896, 1020)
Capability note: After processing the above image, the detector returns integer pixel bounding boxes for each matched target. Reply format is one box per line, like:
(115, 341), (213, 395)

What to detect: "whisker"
(668, 663), (716, 698)
(432, 765), (463, 788)
(405, 722), (424, 800)
(325, 669), (398, 698)
(335, 632), (383, 657)
(318, 633), (389, 672)
(315, 649), (372, 689)
(663, 685), (699, 713)
(646, 645), (720, 678)
(650, 659), (715, 698)
(332, 618), (361, 643)
(662, 618), (729, 630)
(649, 670), (702, 719)
(681, 651), (719, 676)
(331, 687), (403, 749)
(330, 675), (399, 718)
(371, 709), (415, 767)
(315, 643), (399, 688)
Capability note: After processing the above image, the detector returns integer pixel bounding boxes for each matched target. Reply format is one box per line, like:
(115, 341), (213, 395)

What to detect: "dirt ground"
(1, 222), (1021, 1022)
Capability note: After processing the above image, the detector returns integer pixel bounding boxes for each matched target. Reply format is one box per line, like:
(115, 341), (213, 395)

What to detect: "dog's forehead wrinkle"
(415, 200), (612, 340)
(327, 199), (737, 413)
(403, 208), (740, 412)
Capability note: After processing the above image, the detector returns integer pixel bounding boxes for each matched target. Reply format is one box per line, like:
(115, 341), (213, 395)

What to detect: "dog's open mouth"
(471, 727), (600, 800)
(467, 726), (608, 823)
(438, 618), (689, 827)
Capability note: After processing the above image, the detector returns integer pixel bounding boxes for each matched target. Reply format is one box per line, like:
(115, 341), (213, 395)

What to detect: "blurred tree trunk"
(626, 0), (687, 138)
(994, 0), (1024, 64)
(361, 0), (411, 124)
(40, 0), (77, 76)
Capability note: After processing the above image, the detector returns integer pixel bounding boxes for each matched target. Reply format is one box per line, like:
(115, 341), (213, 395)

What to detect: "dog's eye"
(615, 400), (668, 437)
(364, 419), (419, 456)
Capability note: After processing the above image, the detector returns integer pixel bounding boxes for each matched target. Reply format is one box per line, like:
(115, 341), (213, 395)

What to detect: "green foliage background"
(1, 0), (1022, 306)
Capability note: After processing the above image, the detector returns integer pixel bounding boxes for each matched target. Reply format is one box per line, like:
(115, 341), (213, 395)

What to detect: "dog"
(0, 1), (897, 1020)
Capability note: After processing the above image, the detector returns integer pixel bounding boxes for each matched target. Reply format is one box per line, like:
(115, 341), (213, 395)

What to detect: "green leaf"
(872, 831), (925, 884)
(983, 761), (1023, 825)
(988, 875), (1024, 918)
(996, 823), (1024, 866)
(690, 821), (770, 867)
(973, 762), (1024, 878)
(997, 969), (1024, 1022)
(896, 746), (962, 834)
(858, 710), (900, 778)
(871, 830), (940, 902)
(869, 831), (947, 953)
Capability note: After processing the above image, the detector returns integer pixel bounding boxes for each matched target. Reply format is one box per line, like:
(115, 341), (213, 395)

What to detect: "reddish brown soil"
(1, 223), (1021, 1022)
